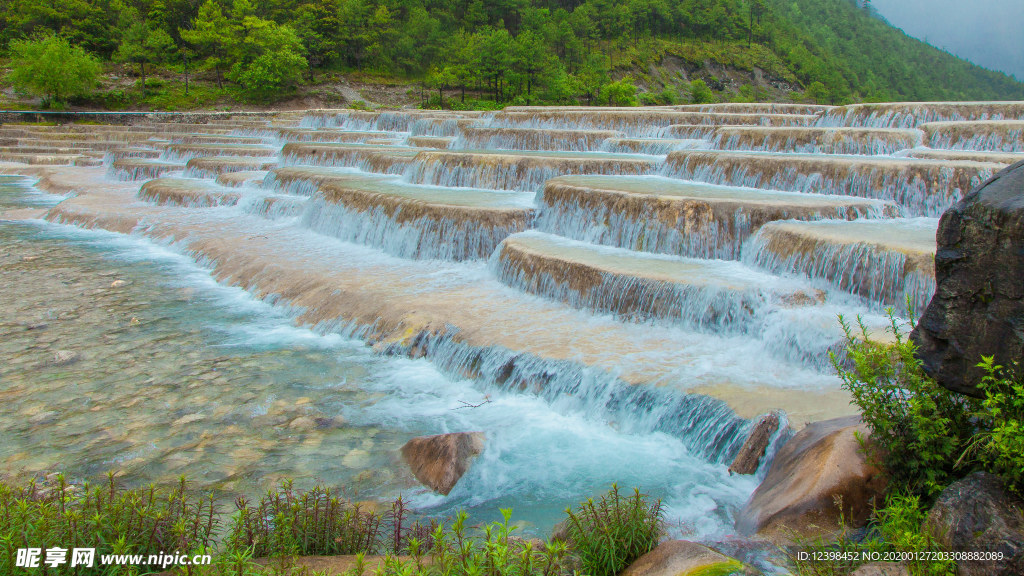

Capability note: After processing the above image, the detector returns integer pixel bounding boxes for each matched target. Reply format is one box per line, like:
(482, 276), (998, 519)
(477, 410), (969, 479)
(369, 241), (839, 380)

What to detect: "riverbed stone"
(924, 471), (1024, 576)
(735, 415), (886, 541)
(400, 431), (485, 495)
(911, 159), (1024, 396)
(729, 412), (781, 475)
(620, 540), (744, 576)
(53, 350), (79, 365)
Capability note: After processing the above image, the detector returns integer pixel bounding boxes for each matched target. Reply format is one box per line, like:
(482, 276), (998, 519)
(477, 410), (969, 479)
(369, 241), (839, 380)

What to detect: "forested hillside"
(0, 0), (1021, 109)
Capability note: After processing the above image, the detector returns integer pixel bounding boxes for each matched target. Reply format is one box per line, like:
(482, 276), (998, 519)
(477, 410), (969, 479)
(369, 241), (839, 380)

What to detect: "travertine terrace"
(3, 100), (1022, 435)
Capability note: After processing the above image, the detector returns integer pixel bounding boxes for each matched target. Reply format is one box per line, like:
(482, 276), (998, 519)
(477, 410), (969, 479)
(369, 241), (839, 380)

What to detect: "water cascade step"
(216, 170), (270, 188)
(493, 230), (824, 334)
(903, 149), (1024, 165)
(816, 102), (1024, 128)
(184, 156), (279, 178)
(301, 173), (536, 260)
(109, 158), (185, 180)
(280, 143), (422, 174)
(455, 127), (624, 152)
(709, 126), (921, 155)
(663, 150), (1000, 216)
(919, 120), (1024, 152)
(405, 150), (661, 191)
(742, 218), (938, 312)
(139, 177), (241, 208)
(163, 143), (279, 162)
(536, 175), (897, 259)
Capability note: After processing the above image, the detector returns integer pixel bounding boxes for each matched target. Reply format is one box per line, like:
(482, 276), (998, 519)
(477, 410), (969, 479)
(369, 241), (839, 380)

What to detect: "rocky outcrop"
(619, 540), (743, 576)
(729, 412), (781, 475)
(735, 416), (886, 540)
(912, 160), (1024, 396)
(924, 471), (1024, 576)
(400, 432), (485, 496)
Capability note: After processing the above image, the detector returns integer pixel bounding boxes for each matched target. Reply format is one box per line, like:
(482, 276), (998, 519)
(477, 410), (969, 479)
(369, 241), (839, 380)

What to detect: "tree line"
(1, 0), (1021, 106)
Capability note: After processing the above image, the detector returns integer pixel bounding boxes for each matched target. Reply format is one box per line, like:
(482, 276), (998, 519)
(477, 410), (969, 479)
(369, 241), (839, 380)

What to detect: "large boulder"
(729, 412), (781, 475)
(735, 416), (886, 541)
(619, 540), (743, 576)
(911, 159), (1024, 396)
(924, 471), (1024, 576)
(400, 432), (485, 496)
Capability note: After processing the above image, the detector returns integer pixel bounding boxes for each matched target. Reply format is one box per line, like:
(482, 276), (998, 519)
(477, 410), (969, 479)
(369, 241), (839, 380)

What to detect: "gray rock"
(911, 159), (1024, 396)
(925, 471), (1024, 576)
(400, 432), (485, 496)
(53, 350), (79, 365)
(729, 412), (781, 475)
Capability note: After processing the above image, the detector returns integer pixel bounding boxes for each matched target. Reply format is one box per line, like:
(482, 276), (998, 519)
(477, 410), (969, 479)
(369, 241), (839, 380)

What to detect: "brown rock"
(912, 159), (1024, 396)
(400, 432), (485, 495)
(735, 415), (886, 541)
(729, 412), (781, 475)
(924, 471), (1024, 576)
(620, 540), (743, 576)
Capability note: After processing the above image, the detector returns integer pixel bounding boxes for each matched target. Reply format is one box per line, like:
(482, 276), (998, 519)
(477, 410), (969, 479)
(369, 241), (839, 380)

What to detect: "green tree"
(599, 76), (638, 106)
(689, 78), (714, 103)
(114, 6), (177, 94)
(180, 0), (233, 89)
(7, 35), (101, 107)
(227, 16), (308, 101)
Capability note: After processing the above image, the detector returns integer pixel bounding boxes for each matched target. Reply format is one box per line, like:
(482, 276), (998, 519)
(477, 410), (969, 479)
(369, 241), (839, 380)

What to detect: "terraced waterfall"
(1, 101), (1022, 540)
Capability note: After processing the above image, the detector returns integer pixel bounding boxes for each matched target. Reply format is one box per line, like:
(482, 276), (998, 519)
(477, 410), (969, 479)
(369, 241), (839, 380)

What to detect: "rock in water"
(735, 416), (886, 541)
(729, 412), (781, 475)
(924, 471), (1024, 576)
(911, 159), (1024, 396)
(400, 432), (485, 495)
(620, 540), (743, 576)
(53, 350), (79, 365)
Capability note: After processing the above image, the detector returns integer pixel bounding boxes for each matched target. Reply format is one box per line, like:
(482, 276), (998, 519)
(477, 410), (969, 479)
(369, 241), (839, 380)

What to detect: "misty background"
(870, 0), (1024, 81)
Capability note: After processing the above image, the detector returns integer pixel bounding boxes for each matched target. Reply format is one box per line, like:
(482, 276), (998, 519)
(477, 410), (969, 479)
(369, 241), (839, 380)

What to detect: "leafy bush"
(226, 481), (381, 558)
(788, 493), (955, 576)
(830, 313), (980, 498)
(7, 35), (102, 107)
(976, 357), (1024, 494)
(374, 509), (570, 576)
(563, 485), (662, 576)
(598, 78), (638, 107)
(0, 474), (216, 575)
(689, 79), (715, 104)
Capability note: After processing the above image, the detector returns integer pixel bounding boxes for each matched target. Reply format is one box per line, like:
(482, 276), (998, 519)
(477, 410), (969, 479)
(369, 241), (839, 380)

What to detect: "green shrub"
(7, 35), (102, 107)
(830, 313), (980, 498)
(689, 79), (715, 104)
(226, 481), (382, 557)
(563, 485), (662, 576)
(0, 474), (216, 575)
(374, 509), (570, 576)
(788, 493), (955, 576)
(976, 357), (1024, 494)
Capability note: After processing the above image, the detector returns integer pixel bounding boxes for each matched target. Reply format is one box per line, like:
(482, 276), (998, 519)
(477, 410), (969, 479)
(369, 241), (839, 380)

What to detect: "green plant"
(7, 35), (102, 107)
(375, 509), (570, 576)
(689, 79), (715, 104)
(787, 493), (954, 576)
(0, 474), (217, 575)
(226, 481), (381, 558)
(830, 312), (980, 498)
(563, 485), (662, 576)
(976, 358), (1024, 494)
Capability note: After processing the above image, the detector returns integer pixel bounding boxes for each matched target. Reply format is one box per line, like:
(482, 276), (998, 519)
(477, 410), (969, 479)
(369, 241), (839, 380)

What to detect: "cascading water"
(1, 101), (1012, 543)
